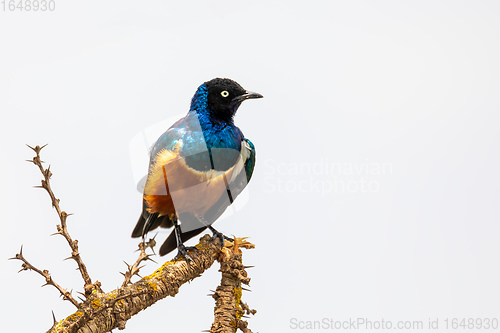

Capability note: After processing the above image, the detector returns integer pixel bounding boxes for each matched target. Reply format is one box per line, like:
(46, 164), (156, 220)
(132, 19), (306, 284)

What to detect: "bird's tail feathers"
(131, 214), (146, 238)
(132, 213), (173, 238)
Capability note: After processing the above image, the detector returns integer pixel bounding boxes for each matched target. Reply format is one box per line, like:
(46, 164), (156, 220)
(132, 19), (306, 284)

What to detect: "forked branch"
(10, 246), (80, 307)
(121, 237), (157, 287)
(14, 145), (257, 332)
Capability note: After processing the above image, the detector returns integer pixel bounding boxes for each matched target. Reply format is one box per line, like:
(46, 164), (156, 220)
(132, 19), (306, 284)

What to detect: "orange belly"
(143, 148), (237, 217)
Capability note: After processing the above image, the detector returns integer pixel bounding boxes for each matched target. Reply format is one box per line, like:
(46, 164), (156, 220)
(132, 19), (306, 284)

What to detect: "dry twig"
(26, 144), (98, 297)
(10, 246), (80, 307)
(14, 145), (257, 332)
(121, 239), (157, 287)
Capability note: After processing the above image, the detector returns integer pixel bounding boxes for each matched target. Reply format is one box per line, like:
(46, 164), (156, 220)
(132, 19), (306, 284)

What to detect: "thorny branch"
(121, 237), (157, 287)
(10, 246), (80, 307)
(48, 235), (225, 333)
(210, 238), (256, 333)
(14, 145), (257, 332)
(43, 236), (256, 333)
(25, 144), (99, 297)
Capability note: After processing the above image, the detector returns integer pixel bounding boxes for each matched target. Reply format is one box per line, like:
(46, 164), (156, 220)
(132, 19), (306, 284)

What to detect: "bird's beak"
(232, 91), (264, 104)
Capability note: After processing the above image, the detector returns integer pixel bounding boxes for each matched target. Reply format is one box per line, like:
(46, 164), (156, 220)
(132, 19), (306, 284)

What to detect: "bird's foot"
(173, 245), (197, 262)
(208, 226), (234, 248)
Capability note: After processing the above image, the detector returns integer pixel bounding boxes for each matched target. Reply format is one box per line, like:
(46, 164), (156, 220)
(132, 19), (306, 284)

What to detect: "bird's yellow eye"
(221, 90), (229, 98)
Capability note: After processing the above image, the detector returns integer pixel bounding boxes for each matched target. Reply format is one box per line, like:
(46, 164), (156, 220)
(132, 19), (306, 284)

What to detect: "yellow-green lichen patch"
(90, 298), (102, 310)
(63, 311), (83, 324)
(146, 281), (158, 292)
(195, 243), (210, 251)
(233, 285), (243, 320)
(143, 260), (175, 280)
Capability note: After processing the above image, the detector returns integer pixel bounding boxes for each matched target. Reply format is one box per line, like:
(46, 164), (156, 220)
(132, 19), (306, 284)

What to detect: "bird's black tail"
(132, 212), (174, 238)
(159, 226), (207, 256)
(131, 214), (146, 238)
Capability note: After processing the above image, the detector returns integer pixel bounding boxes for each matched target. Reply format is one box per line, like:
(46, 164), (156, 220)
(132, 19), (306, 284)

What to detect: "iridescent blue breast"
(182, 112), (242, 172)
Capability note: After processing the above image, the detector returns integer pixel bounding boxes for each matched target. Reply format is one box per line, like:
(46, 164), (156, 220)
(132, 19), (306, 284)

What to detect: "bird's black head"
(192, 78), (263, 122)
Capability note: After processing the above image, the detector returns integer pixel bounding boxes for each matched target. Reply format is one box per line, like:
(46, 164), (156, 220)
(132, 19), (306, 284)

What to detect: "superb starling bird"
(132, 78), (262, 260)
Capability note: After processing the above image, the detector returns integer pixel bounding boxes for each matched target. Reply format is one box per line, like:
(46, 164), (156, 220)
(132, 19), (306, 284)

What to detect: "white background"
(1, 1), (500, 332)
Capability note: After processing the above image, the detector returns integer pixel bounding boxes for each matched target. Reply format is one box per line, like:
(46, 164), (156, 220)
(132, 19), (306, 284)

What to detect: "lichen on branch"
(210, 238), (257, 333)
(14, 145), (257, 333)
(47, 235), (224, 332)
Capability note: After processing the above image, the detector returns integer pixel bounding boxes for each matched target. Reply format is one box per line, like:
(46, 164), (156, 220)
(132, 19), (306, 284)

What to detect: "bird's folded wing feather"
(143, 112), (249, 217)
(201, 138), (256, 224)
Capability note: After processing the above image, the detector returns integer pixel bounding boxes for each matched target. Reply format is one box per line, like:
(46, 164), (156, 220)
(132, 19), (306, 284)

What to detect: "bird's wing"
(201, 137), (256, 224)
(142, 112), (205, 215)
(132, 114), (193, 237)
(142, 112), (244, 218)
